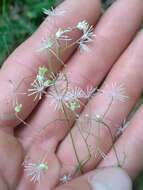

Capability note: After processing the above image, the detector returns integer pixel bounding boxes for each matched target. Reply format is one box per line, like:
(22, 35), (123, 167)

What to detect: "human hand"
(0, 0), (143, 189)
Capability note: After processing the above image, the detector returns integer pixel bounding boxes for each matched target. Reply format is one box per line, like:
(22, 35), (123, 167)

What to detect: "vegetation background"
(0, 0), (142, 189)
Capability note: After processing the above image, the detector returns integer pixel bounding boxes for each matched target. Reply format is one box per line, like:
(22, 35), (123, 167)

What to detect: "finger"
(17, 0), (143, 150)
(99, 104), (143, 180)
(0, 131), (23, 189)
(54, 167), (132, 190)
(17, 143), (61, 190)
(0, 0), (101, 129)
(57, 30), (143, 174)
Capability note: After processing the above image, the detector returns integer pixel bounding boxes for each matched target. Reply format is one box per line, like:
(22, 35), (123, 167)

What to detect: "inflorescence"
(11, 6), (130, 184)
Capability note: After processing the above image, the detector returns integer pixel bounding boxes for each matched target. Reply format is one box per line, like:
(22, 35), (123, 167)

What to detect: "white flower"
(60, 174), (72, 184)
(48, 85), (95, 111)
(55, 28), (72, 41)
(48, 87), (66, 110)
(38, 37), (54, 52)
(49, 86), (81, 110)
(78, 25), (95, 52)
(24, 161), (48, 183)
(28, 67), (55, 101)
(77, 20), (90, 33)
(43, 7), (66, 17)
(83, 86), (97, 98)
(66, 86), (85, 99)
(28, 79), (45, 101)
(100, 82), (129, 102)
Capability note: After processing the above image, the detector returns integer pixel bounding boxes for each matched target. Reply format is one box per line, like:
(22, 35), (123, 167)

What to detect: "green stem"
(101, 121), (121, 167)
(62, 104), (83, 174)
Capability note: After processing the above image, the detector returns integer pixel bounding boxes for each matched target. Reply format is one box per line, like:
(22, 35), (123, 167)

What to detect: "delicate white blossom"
(28, 79), (46, 101)
(60, 174), (72, 184)
(100, 82), (129, 102)
(38, 37), (54, 52)
(55, 28), (72, 41)
(43, 7), (66, 17)
(83, 86), (97, 98)
(77, 23), (95, 52)
(24, 161), (48, 183)
(77, 20), (90, 33)
(28, 66), (55, 101)
(48, 85), (96, 111)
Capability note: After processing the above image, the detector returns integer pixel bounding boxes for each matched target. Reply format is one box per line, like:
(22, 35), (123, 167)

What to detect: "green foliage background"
(0, 0), (143, 189)
(0, 0), (55, 65)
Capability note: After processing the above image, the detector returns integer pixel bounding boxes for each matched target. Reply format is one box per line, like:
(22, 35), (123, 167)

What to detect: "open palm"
(1, 0), (143, 190)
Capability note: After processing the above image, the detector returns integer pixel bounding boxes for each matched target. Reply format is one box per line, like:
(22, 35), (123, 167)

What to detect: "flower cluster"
(38, 37), (54, 52)
(48, 84), (96, 111)
(55, 28), (72, 41)
(23, 160), (48, 184)
(100, 82), (129, 102)
(76, 20), (95, 52)
(60, 174), (72, 184)
(38, 19), (95, 53)
(28, 66), (55, 101)
(13, 5), (130, 186)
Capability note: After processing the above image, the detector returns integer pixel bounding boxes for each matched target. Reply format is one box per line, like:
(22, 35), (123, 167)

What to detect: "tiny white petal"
(60, 174), (72, 184)
(23, 161), (48, 184)
(37, 38), (54, 52)
(77, 24), (95, 52)
(100, 82), (129, 102)
(55, 28), (72, 41)
(43, 7), (66, 17)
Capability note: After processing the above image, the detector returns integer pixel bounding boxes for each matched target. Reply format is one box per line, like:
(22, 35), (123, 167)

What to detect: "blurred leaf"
(134, 171), (143, 190)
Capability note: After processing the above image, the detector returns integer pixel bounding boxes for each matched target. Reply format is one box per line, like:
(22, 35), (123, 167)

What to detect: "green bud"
(38, 66), (48, 77)
(68, 101), (80, 111)
(44, 80), (54, 87)
(15, 103), (22, 113)
(38, 163), (48, 170)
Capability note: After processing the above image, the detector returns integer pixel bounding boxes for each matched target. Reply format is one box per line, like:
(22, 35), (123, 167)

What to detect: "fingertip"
(88, 167), (132, 190)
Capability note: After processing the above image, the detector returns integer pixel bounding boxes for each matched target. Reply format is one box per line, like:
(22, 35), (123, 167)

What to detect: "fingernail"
(88, 167), (132, 190)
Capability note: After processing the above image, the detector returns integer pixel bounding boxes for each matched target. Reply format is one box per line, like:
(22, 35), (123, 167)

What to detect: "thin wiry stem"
(103, 97), (113, 119)
(51, 72), (83, 173)
(62, 103), (83, 174)
(77, 122), (92, 164)
(15, 113), (31, 128)
(97, 98), (114, 159)
(49, 48), (65, 67)
(100, 121), (121, 167)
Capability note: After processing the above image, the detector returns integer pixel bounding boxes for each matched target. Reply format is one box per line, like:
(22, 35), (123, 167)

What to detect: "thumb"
(89, 167), (132, 190)
(54, 167), (132, 190)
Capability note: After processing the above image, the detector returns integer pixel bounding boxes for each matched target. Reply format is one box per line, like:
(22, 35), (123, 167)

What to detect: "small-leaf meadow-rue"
(23, 160), (48, 184)
(9, 6), (130, 184)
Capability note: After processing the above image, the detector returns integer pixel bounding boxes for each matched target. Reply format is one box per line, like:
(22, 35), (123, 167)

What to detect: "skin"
(0, 0), (143, 189)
